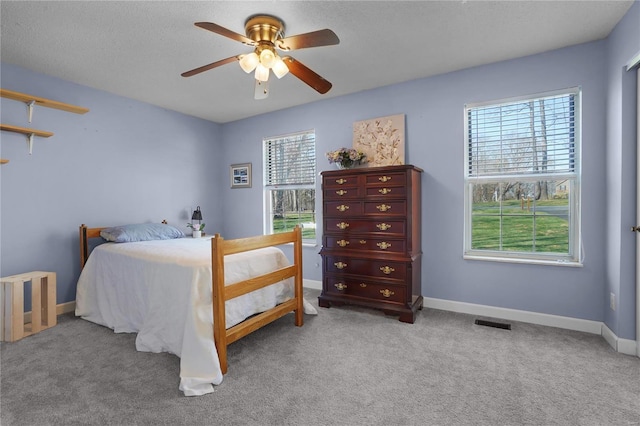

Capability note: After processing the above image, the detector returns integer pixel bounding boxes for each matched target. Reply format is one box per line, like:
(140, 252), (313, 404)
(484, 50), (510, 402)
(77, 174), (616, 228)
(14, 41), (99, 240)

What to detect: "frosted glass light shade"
(259, 49), (276, 68)
(255, 63), (270, 82)
(239, 52), (259, 73)
(272, 57), (289, 78)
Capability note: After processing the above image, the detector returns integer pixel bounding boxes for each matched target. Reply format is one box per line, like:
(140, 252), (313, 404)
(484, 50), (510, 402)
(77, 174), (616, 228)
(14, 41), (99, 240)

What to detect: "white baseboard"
(424, 297), (602, 334)
(303, 279), (322, 290)
(424, 297), (638, 356)
(602, 324), (638, 356)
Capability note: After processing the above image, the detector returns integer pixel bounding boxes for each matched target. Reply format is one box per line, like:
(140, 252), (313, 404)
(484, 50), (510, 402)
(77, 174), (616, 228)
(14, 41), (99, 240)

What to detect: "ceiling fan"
(181, 14), (340, 99)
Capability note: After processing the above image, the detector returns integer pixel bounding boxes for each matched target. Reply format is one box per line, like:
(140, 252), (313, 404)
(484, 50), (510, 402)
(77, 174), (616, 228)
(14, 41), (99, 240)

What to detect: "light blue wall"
(1, 3), (637, 339)
(222, 40), (610, 324)
(605, 0), (639, 340)
(0, 64), (223, 305)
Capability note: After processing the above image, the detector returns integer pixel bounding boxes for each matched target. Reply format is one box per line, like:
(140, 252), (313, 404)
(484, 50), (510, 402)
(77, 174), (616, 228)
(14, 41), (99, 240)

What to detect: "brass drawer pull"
(378, 188), (392, 195)
(336, 190), (348, 196)
(380, 289), (395, 298)
(335, 283), (347, 291)
(378, 176), (392, 182)
(337, 239), (349, 247)
(380, 266), (395, 275)
(376, 223), (391, 231)
(376, 204), (391, 212)
(336, 204), (350, 212)
(336, 222), (350, 230)
(334, 261), (348, 269)
(359, 240), (367, 244)
(359, 283), (367, 288)
(336, 178), (347, 185)
(377, 242), (392, 250)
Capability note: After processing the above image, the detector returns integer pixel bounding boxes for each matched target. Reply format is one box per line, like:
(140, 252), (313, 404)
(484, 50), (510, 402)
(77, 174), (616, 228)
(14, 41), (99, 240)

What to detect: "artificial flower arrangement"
(326, 148), (367, 169)
(187, 222), (205, 232)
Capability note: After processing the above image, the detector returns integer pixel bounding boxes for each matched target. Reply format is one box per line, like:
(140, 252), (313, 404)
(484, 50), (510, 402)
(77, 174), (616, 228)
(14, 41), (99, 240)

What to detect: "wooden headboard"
(79, 224), (106, 268)
(79, 220), (168, 267)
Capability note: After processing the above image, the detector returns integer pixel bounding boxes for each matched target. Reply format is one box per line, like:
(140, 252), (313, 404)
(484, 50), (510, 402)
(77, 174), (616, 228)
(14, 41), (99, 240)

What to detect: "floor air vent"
(474, 319), (511, 330)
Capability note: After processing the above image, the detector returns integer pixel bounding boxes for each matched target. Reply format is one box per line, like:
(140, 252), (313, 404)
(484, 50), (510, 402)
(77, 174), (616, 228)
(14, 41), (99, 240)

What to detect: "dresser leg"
(318, 297), (331, 308)
(398, 311), (416, 324)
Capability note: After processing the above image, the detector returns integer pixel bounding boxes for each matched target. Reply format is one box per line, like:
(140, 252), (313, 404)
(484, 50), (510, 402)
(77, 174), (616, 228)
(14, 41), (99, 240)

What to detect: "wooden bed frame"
(79, 224), (304, 374)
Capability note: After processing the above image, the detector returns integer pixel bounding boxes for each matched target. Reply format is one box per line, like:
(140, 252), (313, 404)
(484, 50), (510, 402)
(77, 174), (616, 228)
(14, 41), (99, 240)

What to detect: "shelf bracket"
(27, 133), (35, 155)
(27, 100), (35, 123)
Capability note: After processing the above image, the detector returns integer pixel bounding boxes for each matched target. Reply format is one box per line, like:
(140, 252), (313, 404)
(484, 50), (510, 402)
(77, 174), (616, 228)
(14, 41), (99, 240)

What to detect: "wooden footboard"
(211, 226), (303, 374)
(78, 224), (304, 376)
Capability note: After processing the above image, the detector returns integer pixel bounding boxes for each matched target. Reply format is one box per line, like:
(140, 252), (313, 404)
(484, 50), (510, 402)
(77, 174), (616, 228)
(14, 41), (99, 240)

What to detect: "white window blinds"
(264, 130), (316, 186)
(467, 89), (577, 178)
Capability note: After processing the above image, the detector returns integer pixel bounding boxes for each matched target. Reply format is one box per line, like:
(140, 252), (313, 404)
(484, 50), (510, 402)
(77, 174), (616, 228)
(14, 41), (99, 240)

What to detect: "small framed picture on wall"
(230, 163), (252, 189)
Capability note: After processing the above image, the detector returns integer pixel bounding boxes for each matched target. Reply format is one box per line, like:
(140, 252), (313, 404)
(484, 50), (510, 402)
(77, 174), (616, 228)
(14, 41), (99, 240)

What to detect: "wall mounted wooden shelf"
(1, 88), (89, 116)
(0, 124), (53, 138)
(0, 159), (9, 165)
(1, 88), (87, 158)
(1, 124), (54, 155)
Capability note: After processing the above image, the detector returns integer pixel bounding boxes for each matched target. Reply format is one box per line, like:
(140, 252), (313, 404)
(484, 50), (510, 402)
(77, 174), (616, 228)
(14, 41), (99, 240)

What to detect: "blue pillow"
(100, 223), (185, 243)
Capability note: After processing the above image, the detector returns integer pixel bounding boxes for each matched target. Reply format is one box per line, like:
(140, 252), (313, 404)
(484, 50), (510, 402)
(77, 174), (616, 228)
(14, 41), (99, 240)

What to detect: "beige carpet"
(1, 289), (639, 425)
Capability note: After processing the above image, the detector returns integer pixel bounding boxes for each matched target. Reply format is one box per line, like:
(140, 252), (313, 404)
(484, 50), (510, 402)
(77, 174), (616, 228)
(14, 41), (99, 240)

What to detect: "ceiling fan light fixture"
(239, 52), (259, 73)
(255, 63), (270, 82)
(272, 56), (289, 79)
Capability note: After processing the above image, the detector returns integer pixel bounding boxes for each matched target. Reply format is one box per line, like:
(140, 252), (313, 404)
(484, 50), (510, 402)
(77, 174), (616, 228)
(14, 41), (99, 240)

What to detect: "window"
(464, 88), (581, 265)
(264, 130), (316, 242)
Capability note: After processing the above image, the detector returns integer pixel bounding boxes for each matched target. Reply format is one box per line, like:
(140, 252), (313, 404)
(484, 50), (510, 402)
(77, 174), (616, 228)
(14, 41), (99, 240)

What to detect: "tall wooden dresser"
(318, 164), (423, 323)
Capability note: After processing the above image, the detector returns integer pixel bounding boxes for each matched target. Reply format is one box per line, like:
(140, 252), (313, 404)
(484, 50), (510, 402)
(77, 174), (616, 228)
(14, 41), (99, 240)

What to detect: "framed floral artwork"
(353, 114), (405, 167)
(230, 163), (252, 189)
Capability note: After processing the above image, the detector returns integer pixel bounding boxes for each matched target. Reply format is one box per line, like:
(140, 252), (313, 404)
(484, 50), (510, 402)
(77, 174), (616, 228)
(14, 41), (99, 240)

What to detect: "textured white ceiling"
(0, 1), (634, 123)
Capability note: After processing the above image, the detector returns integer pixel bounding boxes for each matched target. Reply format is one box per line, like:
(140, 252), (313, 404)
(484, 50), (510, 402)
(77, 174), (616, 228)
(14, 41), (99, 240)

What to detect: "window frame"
(262, 130), (317, 243)
(463, 88), (582, 266)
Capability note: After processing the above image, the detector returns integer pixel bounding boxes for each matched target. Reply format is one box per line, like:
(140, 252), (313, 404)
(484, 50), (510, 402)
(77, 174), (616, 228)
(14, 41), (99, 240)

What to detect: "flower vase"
(336, 162), (364, 170)
(192, 230), (201, 238)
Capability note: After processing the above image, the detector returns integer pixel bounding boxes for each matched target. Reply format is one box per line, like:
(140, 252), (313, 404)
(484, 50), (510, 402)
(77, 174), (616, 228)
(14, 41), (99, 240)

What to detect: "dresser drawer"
(324, 236), (406, 253)
(365, 172), (407, 187)
(323, 218), (406, 236)
(324, 200), (363, 216)
(324, 174), (359, 189)
(323, 187), (360, 200)
(325, 276), (406, 304)
(323, 256), (408, 280)
(365, 185), (407, 198)
(363, 200), (407, 216)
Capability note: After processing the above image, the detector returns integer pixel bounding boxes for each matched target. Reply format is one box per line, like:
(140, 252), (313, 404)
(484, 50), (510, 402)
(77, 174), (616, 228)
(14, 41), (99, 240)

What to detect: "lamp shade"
(259, 48), (276, 68)
(272, 56), (289, 79)
(254, 63), (270, 82)
(191, 206), (203, 221)
(239, 52), (259, 73)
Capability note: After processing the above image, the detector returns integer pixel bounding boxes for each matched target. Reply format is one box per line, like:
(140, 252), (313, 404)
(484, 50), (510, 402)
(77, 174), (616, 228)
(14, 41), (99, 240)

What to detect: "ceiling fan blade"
(276, 29), (339, 51)
(181, 55), (240, 77)
(282, 56), (332, 94)
(194, 22), (256, 46)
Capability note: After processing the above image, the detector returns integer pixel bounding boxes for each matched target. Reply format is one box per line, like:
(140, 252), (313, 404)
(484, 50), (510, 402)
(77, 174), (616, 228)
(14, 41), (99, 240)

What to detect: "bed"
(76, 223), (308, 396)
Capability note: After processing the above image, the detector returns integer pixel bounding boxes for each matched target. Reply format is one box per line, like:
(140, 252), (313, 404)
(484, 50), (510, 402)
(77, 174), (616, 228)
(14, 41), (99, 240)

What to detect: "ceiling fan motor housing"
(244, 15), (285, 45)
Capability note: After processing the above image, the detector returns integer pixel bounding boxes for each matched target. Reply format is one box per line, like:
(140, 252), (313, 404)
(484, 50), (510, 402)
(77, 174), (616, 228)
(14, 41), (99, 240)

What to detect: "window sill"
(463, 254), (583, 267)
(279, 241), (318, 248)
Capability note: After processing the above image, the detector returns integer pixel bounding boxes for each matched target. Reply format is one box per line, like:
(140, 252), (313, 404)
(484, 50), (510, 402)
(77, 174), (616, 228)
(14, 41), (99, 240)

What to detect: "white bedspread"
(75, 236), (311, 396)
